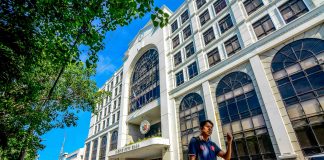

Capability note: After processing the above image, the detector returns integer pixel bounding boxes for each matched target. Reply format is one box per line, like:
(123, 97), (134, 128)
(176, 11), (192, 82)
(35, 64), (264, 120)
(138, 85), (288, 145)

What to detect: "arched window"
(179, 93), (206, 159)
(99, 135), (107, 160)
(130, 49), (160, 113)
(271, 38), (324, 156)
(110, 131), (118, 151)
(216, 72), (275, 159)
(91, 139), (98, 160)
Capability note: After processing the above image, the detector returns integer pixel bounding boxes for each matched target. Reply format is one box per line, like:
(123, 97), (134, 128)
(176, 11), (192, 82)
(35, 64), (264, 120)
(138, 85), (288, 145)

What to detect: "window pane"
(295, 126), (318, 148)
(246, 136), (260, 155)
(313, 123), (324, 145)
(278, 82), (296, 99)
(308, 71), (324, 90)
(292, 77), (312, 94)
(286, 104), (304, 119)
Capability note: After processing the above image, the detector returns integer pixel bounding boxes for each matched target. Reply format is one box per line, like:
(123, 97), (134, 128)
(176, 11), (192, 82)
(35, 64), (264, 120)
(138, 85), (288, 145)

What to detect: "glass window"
(279, 0), (309, 23)
(176, 71), (185, 86)
(110, 131), (118, 151)
(183, 25), (192, 40)
(185, 42), (195, 58)
(187, 62), (198, 79)
(130, 49), (159, 113)
(171, 20), (178, 33)
(196, 0), (206, 9)
(199, 9), (210, 26)
(203, 27), (215, 45)
(224, 35), (241, 56)
(173, 35), (180, 48)
(216, 72), (275, 159)
(252, 15), (276, 39)
(174, 52), (182, 66)
(99, 135), (107, 160)
(243, 0), (264, 15)
(219, 14), (233, 34)
(112, 114), (115, 124)
(181, 10), (189, 24)
(91, 139), (98, 160)
(214, 0), (227, 14)
(271, 38), (324, 156)
(207, 48), (221, 67)
(85, 143), (90, 160)
(179, 93), (206, 159)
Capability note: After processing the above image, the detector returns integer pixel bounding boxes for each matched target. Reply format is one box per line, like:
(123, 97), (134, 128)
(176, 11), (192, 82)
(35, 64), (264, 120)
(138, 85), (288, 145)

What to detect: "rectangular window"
(171, 20), (178, 33)
(181, 10), (189, 24)
(113, 100), (116, 109)
(185, 42), (195, 58)
(174, 52), (182, 66)
(108, 105), (111, 113)
(252, 15), (275, 39)
(119, 84), (122, 93)
(243, 0), (264, 15)
(118, 97), (121, 106)
(183, 25), (192, 40)
(196, 0), (206, 9)
(188, 62), (198, 79)
(104, 108), (107, 116)
(214, 0), (227, 14)
(103, 120), (106, 129)
(117, 111), (120, 121)
(203, 27), (215, 45)
(199, 9), (210, 26)
(279, 0), (308, 23)
(225, 35), (241, 56)
(116, 76), (119, 84)
(115, 88), (118, 96)
(107, 118), (109, 127)
(112, 114), (115, 124)
(207, 48), (221, 67)
(172, 35), (180, 48)
(176, 71), (185, 86)
(219, 14), (233, 34)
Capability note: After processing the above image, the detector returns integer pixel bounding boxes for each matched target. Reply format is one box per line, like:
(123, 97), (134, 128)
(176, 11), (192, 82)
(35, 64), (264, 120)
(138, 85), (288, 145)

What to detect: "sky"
(38, 1), (184, 160)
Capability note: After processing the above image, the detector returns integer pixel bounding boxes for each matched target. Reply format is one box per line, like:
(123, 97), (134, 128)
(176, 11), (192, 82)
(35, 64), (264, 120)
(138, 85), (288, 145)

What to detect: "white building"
(84, 0), (324, 159)
(66, 148), (85, 160)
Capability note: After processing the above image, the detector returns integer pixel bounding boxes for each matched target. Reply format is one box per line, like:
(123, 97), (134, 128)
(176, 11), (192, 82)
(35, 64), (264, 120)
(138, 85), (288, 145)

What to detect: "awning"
(108, 137), (169, 159)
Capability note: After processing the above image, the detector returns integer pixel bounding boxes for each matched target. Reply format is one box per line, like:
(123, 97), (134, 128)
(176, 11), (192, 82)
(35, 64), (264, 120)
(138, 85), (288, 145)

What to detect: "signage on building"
(115, 143), (140, 155)
(140, 120), (150, 134)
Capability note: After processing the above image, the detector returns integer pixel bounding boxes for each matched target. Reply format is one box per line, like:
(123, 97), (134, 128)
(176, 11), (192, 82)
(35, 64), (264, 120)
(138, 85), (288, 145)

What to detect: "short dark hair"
(200, 120), (214, 128)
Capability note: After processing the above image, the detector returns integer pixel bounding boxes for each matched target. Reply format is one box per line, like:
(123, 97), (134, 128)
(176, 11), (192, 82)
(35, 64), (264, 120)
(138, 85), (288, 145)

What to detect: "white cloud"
(96, 53), (117, 75)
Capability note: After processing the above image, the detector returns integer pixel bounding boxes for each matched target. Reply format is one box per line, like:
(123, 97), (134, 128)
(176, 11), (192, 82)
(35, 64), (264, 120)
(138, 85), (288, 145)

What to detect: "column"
(201, 81), (221, 146)
(249, 55), (296, 159)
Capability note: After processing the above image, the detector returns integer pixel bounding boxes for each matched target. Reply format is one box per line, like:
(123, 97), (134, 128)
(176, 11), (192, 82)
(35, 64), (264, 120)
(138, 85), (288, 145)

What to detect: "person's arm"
(188, 137), (198, 160)
(217, 132), (233, 160)
(189, 155), (196, 160)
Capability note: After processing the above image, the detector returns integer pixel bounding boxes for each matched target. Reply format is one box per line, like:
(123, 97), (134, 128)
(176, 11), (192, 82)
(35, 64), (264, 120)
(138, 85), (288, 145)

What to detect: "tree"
(0, 0), (169, 159)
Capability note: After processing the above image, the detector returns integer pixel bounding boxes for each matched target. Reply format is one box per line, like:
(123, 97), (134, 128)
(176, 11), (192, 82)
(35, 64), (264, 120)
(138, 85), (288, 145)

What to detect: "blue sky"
(38, 1), (183, 159)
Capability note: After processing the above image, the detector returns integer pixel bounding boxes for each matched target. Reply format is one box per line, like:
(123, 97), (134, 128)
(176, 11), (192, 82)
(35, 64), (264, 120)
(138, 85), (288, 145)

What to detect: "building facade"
(66, 148), (85, 160)
(84, 0), (324, 159)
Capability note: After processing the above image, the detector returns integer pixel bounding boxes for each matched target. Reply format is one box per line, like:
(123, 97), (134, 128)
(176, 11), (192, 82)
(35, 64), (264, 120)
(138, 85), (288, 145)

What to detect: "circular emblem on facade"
(140, 120), (150, 134)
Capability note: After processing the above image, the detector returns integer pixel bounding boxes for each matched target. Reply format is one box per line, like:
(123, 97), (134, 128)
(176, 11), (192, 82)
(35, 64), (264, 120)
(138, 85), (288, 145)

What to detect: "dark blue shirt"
(188, 136), (221, 160)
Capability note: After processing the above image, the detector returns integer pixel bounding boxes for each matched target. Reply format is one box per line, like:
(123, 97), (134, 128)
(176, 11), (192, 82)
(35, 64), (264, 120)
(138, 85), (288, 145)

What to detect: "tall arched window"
(216, 72), (275, 159)
(110, 131), (118, 151)
(130, 49), (160, 113)
(91, 139), (98, 160)
(179, 93), (206, 159)
(271, 38), (324, 156)
(99, 135), (107, 160)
